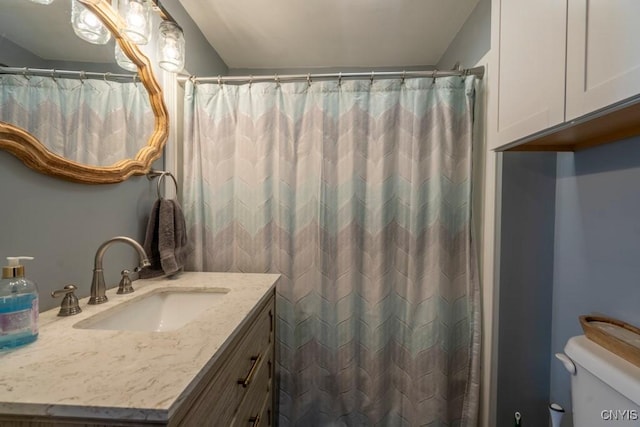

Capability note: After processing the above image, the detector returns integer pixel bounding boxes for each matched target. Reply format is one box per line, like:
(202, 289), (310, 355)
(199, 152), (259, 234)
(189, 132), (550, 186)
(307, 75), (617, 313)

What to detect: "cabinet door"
(173, 295), (275, 427)
(493, 0), (567, 148)
(566, 0), (640, 120)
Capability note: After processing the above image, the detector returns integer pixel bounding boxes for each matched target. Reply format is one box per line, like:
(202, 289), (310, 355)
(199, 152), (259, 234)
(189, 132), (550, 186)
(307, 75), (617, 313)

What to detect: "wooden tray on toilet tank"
(580, 315), (640, 368)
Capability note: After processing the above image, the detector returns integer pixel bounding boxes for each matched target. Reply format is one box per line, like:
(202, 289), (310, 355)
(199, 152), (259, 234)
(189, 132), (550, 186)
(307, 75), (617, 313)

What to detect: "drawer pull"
(249, 414), (261, 427)
(238, 354), (262, 388)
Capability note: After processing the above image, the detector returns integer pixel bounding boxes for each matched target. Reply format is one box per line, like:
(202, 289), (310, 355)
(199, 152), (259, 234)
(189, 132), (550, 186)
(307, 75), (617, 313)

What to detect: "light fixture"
(157, 20), (185, 73)
(119, 0), (152, 45)
(71, 0), (111, 45)
(115, 43), (138, 72)
(28, 0), (55, 4)
(67, 0), (186, 74)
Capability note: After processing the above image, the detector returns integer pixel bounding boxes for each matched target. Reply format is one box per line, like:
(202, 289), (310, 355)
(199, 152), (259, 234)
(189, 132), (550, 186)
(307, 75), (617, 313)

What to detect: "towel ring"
(147, 170), (179, 199)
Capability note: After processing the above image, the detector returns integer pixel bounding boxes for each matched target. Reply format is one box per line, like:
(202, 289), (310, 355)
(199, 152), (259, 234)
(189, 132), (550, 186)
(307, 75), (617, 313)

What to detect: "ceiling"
(178, 0), (480, 70)
(1, 0), (480, 71)
(0, 0), (114, 64)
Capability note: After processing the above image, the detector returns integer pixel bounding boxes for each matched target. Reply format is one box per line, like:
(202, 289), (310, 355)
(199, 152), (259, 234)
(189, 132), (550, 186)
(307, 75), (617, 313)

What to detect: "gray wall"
(44, 58), (124, 74)
(0, 152), (159, 312)
(0, 37), (48, 68)
(228, 65), (435, 76)
(1, 36), (133, 74)
(163, 1), (228, 76)
(498, 152), (557, 427)
(0, 6), (227, 313)
(0, 36), (154, 312)
(437, 0), (491, 70)
(550, 137), (640, 422)
(498, 137), (640, 426)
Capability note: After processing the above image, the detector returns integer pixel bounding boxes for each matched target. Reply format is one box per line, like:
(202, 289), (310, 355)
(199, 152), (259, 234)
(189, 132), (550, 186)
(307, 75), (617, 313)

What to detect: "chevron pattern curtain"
(0, 75), (153, 166)
(183, 76), (480, 426)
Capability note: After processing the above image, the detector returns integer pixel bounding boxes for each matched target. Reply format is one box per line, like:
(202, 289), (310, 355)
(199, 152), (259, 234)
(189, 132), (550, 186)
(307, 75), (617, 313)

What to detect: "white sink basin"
(74, 287), (230, 332)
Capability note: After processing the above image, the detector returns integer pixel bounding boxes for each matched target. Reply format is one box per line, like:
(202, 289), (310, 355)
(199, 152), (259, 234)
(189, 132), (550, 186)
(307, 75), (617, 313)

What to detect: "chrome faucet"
(89, 236), (151, 305)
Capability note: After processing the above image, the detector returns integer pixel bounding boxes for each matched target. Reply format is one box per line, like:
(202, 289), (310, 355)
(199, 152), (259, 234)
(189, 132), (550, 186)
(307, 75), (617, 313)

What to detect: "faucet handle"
(51, 284), (82, 317)
(117, 269), (134, 294)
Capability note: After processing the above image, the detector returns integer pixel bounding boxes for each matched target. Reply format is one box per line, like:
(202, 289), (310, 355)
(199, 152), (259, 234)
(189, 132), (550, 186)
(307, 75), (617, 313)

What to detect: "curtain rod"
(0, 66), (139, 82)
(178, 66), (485, 84)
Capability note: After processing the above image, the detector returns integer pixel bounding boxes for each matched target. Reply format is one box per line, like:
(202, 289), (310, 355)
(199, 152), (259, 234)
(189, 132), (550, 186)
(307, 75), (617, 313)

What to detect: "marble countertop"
(0, 272), (279, 422)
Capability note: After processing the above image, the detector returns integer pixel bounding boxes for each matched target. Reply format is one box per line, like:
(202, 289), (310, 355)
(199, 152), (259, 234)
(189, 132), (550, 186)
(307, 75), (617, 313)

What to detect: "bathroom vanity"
(0, 272), (279, 426)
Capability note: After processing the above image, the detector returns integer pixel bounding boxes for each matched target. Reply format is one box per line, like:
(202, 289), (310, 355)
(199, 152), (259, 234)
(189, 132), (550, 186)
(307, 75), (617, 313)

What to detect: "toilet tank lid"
(565, 335), (640, 406)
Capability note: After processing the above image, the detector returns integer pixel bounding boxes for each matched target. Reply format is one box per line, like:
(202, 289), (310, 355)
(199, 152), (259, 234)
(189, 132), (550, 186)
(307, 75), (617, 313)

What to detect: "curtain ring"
(401, 70), (406, 85)
(217, 75), (222, 87)
(431, 69), (438, 85)
(51, 68), (56, 82)
(370, 71), (375, 84)
(189, 75), (197, 85)
(23, 67), (30, 80)
(249, 75), (253, 89)
(274, 74), (280, 87)
(338, 72), (342, 86)
(104, 72), (113, 87)
(80, 70), (86, 84)
(306, 73), (312, 87)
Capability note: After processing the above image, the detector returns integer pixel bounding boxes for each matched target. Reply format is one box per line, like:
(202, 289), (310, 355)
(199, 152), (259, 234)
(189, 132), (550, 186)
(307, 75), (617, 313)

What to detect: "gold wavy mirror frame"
(0, 0), (168, 184)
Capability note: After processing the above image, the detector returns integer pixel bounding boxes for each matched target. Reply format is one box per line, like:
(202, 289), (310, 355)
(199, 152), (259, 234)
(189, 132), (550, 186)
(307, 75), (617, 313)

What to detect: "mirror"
(0, 0), (167, 184)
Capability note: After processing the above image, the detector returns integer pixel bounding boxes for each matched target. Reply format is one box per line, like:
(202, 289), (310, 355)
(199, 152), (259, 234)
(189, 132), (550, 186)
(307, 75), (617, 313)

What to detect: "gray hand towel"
(139, 198), (189, 279)
(164, 199), (188, 273)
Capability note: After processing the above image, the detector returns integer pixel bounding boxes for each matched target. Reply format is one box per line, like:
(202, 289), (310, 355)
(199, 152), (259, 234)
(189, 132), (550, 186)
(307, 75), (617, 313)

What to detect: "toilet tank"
(564, 335), (640, 426)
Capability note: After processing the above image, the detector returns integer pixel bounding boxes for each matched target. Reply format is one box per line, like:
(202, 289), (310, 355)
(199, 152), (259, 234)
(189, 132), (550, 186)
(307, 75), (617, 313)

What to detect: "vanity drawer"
(233, 389), (273, 427)
(257, 387), (274, 427)
(231, 341), (273, 427)
(175, 294), (274, 426)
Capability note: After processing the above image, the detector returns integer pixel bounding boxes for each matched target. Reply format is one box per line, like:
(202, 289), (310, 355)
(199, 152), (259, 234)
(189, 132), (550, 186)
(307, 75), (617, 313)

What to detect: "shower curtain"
(183, 76), (480, 426)
(0, 74), (153, 166)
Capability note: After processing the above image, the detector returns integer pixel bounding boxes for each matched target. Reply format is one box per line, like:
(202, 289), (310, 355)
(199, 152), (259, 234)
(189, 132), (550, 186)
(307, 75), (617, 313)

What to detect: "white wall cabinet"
(565, 0), (640, 121)
(493, 0), (567, 148)
(491, 0), (640, 151)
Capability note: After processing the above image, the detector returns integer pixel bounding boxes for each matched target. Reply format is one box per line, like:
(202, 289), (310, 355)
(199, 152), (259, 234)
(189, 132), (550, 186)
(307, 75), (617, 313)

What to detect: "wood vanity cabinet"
(0, 291), (276, 427)
(171, 292), (275, 427)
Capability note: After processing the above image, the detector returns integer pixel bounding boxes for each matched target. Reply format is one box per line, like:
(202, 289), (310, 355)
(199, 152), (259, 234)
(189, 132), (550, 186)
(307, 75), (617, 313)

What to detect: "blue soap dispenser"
(0, 256), (39, 350)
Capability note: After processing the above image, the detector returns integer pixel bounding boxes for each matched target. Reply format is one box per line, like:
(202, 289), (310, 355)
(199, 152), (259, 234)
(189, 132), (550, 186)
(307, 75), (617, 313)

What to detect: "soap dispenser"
(0, 256), (39, 350)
